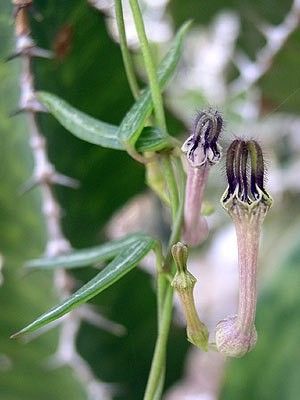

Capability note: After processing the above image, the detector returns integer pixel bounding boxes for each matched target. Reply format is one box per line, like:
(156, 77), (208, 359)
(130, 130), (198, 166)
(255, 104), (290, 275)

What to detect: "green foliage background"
(1, 1), (300, 399)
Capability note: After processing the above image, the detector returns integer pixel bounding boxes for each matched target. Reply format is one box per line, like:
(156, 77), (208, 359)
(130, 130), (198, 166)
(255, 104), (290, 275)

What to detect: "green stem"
(143, 286), (173, 400)
(161, 155), (179, 220)
(129, 0), (167, 132)
(164, 157), (186, 271)
(127, 3), (186, 397)
(144, 158), (185, 400)
(157, 273), (167, 323)
(154, 242), (165, 323)
(153, 367), (165, 400)
(114, 0), (140, 100)
(157, 156), (183, 318)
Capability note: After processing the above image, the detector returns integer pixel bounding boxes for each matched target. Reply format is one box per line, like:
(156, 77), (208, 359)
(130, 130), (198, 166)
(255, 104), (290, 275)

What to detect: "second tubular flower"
(215, 139), (273, 357)
(181, 109), (223, 246)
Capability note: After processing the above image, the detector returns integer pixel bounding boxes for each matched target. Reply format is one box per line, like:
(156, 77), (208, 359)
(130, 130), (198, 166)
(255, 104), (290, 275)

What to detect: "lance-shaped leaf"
(25, 234), (144, 270)
(37, 22), (190, 153)
(118, 21), (191, 145)
(37, 92), (173, 152)
(12, 235), (156, 338)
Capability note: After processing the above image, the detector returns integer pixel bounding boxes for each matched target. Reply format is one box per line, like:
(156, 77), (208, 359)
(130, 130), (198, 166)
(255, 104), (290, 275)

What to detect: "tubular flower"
(181, 109), (223, 246)
(215, 139), (273, 357)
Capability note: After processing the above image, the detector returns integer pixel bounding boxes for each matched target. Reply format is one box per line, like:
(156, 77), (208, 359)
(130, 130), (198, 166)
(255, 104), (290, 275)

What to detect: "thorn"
(17, 99), (47, 113)
(79, 305), (127, 336)
(30, 47), (53, 59)
(19, 172), (79, 195)
(9, 103), (47, 115)
(18, 177), (38, 195)
(52, 173), (80, 189)
(4, 51), (21, 62)
(9, 108), (25, 117)
(6, 47), (53, 61)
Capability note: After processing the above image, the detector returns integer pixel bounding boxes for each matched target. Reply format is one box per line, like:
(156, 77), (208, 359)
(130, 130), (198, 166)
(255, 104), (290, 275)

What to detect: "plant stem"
(154, 242), (165, 323)
(163, 157), (186, 271)
(129, 0), (167, 132)
(127, 2), (186, 396)
(144, 158), (185, 399)
(143, 285), (173, 400)
(114, 0), (140, 100)
(153, 369), (165, 400)
(161, 155), (179, 220)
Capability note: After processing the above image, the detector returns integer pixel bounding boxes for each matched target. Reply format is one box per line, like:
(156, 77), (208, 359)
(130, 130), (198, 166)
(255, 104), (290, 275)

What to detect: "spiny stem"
(114, 0), (140, 99)
(12, 4), (112, 397)
(129, 0), (167, 132)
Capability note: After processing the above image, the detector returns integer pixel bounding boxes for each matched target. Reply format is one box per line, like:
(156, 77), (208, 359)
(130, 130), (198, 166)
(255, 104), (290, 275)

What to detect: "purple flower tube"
(181, 110), (223, 246)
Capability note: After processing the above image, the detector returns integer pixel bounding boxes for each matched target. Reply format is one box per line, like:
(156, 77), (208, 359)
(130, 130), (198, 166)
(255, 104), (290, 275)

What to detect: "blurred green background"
(1, 1), (300, 399)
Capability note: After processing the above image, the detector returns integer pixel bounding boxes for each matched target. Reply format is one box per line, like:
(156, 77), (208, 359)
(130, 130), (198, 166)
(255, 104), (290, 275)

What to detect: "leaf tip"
(181, 20), (193, 35)
(10, 331), (22, 340)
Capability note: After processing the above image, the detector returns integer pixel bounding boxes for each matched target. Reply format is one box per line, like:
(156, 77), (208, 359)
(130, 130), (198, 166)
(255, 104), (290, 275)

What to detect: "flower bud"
(216, 139), (272, 357)
(171, 243), (209, 350)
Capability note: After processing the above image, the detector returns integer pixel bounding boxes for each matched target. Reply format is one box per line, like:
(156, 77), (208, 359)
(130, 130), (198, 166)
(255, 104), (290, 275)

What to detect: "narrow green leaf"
(37, 93), (173, 152)
(11, 236), (156, 338)
(118, 21), (191, 145)
(25, 234), (143, 270)
(37, 22), (190, 154)
(38, 91), (122, 149)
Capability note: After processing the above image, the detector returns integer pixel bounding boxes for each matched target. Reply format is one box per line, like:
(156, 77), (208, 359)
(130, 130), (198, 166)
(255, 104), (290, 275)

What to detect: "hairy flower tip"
(223, 139), (272, 207)
(182, 109), (223, 167)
